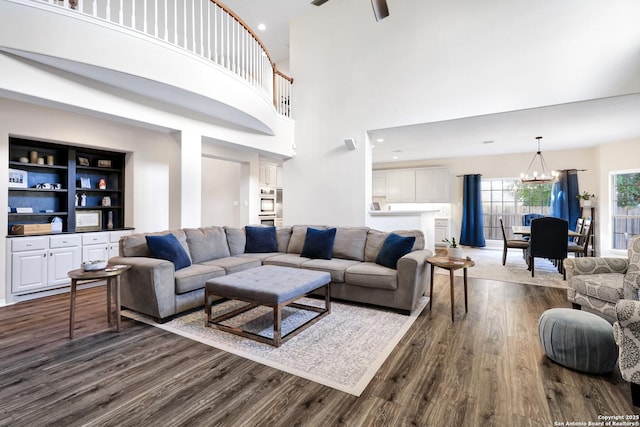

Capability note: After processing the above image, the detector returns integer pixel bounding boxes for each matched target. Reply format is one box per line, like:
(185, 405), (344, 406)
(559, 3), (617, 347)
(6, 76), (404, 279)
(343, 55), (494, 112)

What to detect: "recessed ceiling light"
(376, 138), (384, 143)
(258, 23), (266, 31)
(392, 155), (399, 160)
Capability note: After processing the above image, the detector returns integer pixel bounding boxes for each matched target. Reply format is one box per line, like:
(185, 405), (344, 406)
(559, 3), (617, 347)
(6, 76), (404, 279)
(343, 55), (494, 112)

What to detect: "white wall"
(201, 157), (242, 227)
(287, 0), (640, 226)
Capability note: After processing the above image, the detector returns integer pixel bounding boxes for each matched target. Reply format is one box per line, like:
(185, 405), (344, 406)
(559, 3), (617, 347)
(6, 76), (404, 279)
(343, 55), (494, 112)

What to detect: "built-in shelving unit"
(7, 137), (127, 235)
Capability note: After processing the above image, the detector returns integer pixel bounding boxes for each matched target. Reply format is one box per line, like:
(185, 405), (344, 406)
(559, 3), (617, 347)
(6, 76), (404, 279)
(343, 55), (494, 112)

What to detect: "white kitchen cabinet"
(48, 235), (82, 287)
(385, 170), (416, 202)
(10, 236), (48, 294)
(259, 164), (277, 187)
(9, 235), (80, 294)
(6, 230), (134, 300)
(276, 166), (284, 189)
(82, 232), (109, 262)
(415, 168), (450, 202)
(372, 171), (387, 197)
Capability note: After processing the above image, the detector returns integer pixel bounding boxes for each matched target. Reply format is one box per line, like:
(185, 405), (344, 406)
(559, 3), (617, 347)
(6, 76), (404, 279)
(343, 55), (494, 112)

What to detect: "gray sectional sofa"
(109, 225), (432, 321)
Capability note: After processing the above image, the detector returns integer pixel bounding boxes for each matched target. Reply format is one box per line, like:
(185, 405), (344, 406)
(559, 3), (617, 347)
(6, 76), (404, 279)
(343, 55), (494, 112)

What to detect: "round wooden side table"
(68, 265), (131, 339)
(426, 256), (475, 322)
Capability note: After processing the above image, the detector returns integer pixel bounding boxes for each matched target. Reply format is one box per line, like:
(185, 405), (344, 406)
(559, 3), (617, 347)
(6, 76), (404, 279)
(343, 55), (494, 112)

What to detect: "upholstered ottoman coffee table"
(204, 265), (331, 347)
(538, 308), (618, 374)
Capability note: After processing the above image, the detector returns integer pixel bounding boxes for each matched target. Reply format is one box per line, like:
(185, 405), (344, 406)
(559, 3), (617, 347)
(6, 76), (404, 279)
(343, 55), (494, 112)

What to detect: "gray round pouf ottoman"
(538, 308), (618, 374)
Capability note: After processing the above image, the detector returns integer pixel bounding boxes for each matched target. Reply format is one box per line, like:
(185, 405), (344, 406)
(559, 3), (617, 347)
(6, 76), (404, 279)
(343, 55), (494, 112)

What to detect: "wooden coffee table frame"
(205, 282), (331, 347)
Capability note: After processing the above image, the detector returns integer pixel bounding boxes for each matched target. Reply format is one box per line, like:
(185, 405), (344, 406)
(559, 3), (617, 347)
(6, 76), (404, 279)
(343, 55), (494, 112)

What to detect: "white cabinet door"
(259, 164), (277, 187)
(372, 171), (387, 197)
(82, 232), (109, 262)
(385, 170), (415, 202)
(11, 250), (48, 294)
(276, 166), (284, 189)
(48, 246), (82, 287)
(83, 245), (109, 262)
(415, 168), (450, 202)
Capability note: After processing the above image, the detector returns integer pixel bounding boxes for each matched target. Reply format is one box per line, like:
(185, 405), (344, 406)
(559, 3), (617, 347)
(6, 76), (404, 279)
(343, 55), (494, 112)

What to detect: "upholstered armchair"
(565, 234), (640, 318)
(614, 300), (640, 406)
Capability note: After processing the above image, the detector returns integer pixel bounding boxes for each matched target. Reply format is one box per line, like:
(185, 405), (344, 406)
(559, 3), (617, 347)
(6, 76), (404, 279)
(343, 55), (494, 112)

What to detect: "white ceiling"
(368, 94), (640, 163)
(221, 1), (640, 164)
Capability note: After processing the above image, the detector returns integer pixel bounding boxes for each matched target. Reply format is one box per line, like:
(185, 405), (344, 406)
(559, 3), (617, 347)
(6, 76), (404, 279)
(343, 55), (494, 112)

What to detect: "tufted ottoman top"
(205, 265), (331, 305)
(538, 308), (618, 374)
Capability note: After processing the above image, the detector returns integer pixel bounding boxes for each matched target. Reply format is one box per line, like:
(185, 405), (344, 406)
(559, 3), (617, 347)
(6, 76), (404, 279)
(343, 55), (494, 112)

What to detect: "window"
(611, 171), (640, 249)
(482, 178), (552, 240)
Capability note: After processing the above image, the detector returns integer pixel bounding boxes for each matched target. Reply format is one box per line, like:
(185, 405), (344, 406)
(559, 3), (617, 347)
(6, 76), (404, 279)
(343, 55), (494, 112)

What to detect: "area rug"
(436, 247), (568, 288)
(122, 296), (429, 397)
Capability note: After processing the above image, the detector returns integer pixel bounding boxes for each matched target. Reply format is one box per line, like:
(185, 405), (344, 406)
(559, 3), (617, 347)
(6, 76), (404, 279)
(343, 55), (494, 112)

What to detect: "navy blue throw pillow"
(376, 233), (416, 269)
(245, 226), (277, 253)
(300, 227), (337, 260)
(146, 234), (191, 270)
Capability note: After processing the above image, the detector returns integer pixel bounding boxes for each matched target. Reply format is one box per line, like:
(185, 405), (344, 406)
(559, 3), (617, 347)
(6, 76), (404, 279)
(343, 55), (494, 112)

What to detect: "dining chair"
(527, 217), (569, 278)
(568, 218), (593, 257)
(499, 218), (529, 265)
(522, 213), (545, 226)
(522, 213), (544, 241)
(572, 218), (584, 243)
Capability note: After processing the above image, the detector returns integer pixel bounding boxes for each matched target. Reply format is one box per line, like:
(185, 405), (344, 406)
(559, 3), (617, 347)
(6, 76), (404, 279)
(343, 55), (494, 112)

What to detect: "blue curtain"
(550, 169), (580, 231)
(460, 174), (486, 247)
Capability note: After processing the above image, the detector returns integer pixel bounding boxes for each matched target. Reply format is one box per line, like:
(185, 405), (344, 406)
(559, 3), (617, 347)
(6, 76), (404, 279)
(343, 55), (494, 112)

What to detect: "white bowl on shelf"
(82, 260), (107, 271)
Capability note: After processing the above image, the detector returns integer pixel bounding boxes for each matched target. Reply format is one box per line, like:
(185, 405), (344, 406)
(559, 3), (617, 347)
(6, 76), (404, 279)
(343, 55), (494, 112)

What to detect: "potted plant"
(442, 237), (462, 259)
(577, 191), (596, 207)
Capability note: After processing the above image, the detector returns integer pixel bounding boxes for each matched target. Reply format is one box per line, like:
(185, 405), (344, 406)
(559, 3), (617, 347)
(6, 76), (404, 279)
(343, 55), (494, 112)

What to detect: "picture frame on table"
(97, 159), (112, 168)
(75, 210), (102, 232)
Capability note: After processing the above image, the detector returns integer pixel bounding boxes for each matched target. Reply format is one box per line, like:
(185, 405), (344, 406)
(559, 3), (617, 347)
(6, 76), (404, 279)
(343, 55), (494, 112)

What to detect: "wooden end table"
(426, 256), (475, 322)
(68, 265), (131, 339)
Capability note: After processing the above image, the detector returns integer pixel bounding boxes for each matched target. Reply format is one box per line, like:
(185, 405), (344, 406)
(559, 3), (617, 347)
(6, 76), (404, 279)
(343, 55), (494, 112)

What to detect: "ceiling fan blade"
(311, 0), (330, 6)
(371, 0), (389, 21)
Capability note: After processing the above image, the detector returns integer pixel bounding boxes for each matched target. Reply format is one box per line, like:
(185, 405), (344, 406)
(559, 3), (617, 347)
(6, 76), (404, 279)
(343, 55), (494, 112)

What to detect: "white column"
(176, 130), (202, 228)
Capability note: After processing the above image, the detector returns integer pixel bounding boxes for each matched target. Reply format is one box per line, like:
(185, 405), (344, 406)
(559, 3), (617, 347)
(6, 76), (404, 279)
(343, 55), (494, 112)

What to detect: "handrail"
(213, 0), (292, 83)
(211, 0), (293, 116)
(31, 0), (293, 117)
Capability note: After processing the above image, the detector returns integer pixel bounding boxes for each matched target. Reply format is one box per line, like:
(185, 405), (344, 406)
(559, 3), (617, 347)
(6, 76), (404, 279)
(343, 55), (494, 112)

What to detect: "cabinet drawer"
(11, 237), (48, 252)
(82, 232), (109, 245)
(50, 234), (82, 249)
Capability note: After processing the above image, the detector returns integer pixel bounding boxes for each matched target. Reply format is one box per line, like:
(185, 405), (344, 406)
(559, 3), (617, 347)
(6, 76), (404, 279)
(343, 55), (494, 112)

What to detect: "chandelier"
(520, 136), (558, 184)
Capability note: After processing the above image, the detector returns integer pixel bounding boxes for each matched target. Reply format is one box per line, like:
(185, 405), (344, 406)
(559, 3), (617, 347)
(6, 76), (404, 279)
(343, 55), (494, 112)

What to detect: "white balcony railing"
(38, 0), (293, 117)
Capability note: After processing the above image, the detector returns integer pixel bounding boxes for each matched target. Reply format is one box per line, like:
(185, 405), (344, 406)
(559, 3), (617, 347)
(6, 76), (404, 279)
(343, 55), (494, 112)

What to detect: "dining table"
(512, 225), (581, 238)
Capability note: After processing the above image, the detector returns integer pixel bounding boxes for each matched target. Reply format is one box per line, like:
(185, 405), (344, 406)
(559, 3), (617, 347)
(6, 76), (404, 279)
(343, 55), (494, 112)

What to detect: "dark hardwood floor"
(0, 275), (637, 426)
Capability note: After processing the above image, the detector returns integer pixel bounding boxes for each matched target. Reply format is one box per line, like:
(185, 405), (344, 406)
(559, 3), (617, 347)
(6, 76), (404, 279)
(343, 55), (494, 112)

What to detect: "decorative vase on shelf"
(107, 211), (114, 229)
